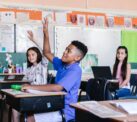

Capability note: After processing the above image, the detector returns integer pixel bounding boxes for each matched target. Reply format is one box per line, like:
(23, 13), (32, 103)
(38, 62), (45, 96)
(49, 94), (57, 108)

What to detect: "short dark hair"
(71, 40), (88, 60)
(26, 47), (42, 67)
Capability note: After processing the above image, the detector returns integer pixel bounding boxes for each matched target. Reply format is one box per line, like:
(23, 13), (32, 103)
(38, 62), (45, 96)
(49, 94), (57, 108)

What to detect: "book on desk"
(110, 101), (137, 115)
(75, 101), (126, 118)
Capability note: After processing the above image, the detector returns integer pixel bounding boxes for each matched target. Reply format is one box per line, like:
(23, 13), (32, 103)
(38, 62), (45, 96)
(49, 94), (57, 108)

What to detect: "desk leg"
(8, 106), (12, 122)
(60, 110), (65, 122)
(0, 99), (4, 122)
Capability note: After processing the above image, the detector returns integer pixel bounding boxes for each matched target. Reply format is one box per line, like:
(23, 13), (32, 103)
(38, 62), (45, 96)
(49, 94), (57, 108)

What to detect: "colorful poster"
(81, 54), (98, 74)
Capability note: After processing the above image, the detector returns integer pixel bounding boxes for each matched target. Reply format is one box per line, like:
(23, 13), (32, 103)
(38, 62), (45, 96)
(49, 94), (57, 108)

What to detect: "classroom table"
(1, 89), (66, 122)
(0, 79), (29, 122)
(71, 99), (137, 122)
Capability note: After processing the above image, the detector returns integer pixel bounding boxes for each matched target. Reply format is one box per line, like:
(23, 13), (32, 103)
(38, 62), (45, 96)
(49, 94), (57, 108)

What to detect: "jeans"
(115, 88), (131, 98)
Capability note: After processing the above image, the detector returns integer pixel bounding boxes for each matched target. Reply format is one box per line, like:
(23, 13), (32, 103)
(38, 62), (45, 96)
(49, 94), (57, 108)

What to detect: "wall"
(87, 0), (137, 11)
(1, 0), (87, 9)
(1, 0), (137, 12)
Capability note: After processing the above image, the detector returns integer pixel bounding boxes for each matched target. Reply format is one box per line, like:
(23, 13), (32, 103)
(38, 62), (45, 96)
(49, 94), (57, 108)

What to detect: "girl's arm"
(27, 31), (43, 52)
(120, 63), (131, 87)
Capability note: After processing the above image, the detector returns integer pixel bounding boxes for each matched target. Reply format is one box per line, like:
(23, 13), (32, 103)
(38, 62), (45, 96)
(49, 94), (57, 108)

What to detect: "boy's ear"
(74, 55), (81, 62)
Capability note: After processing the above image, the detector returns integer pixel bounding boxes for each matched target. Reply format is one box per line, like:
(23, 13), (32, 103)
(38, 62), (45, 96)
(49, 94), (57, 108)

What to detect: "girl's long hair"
(113, 46), (128, 80)
(26, 47), (42, 67)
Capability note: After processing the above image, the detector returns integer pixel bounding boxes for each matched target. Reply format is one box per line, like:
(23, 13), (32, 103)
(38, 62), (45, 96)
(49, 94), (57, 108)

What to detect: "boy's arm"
(21, 84), (63, 92)
(43, 19), (54, 62)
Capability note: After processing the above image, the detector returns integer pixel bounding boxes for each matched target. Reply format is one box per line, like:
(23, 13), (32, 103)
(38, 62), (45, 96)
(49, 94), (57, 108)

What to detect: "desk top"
(0, 73), (24, 76)
(0, 80), (29, 84)
(71, 99), (137, 122)
(1, 89), (66, 98)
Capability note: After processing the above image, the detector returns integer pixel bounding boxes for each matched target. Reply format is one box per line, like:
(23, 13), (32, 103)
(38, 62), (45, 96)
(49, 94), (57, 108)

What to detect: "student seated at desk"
(24, 46), (48, 85)
(22, 19), (88, 122)
(13, 47), (48, 122)
(113, 46), (131, 98)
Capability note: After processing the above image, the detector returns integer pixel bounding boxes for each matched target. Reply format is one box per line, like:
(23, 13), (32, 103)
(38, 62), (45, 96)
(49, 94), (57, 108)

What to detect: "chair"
(130, 74), (137, 95)
(78, 81), (87, 101)
(119, 74), (137, 99)
(85, 78), (112, 101)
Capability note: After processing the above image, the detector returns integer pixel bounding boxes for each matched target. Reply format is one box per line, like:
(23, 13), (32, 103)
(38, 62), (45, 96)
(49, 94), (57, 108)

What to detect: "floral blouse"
(24, 56), (48, 85)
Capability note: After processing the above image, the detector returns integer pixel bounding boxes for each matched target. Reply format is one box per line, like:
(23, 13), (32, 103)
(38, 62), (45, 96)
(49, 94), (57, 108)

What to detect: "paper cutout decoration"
(88, 15), (96, 26)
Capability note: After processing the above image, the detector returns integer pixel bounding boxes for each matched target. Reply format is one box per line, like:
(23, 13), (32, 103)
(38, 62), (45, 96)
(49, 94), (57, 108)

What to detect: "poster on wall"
(107, 16), (114, 27)
(55, 12), (67, 24)
(87, 15), (96, 27)
(81, 54), (98, 74)
(124, 18), (132, 28)
(95, 16), (105, 27)
(42, 11), (54, 23)
(0, 24), (14, 52)
(0, 12), (15, 23)
(77, 14), (86, 26)
(70, 14), (77, 24)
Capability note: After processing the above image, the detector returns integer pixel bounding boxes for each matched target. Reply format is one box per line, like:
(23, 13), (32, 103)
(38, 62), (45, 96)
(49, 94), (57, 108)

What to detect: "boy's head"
(62, 40), (88, 64)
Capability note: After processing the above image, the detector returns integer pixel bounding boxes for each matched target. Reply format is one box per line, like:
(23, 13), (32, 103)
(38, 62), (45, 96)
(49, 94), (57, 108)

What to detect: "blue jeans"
(115, 88), (131, 98)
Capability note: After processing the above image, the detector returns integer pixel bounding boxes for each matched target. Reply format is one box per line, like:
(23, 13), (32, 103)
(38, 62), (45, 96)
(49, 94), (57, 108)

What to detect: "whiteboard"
(0, 24), (14, 52)
(16, 21), (43, 52)
(55, 26), (121, 68)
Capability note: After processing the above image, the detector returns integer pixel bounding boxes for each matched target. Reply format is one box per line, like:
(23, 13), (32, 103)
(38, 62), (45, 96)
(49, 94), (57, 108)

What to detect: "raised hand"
(43, 18), (49, 36)
(27, 30), (34, 42)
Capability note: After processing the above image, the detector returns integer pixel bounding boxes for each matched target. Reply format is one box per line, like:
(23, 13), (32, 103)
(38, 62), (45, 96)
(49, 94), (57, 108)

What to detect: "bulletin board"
(122, 30), (137, 63)
(0, 24), (15, 52)
(55, 26), (121, 68)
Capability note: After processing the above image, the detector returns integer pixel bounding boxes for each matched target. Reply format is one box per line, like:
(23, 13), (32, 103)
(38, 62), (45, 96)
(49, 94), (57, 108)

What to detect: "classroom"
(0, 0), (137, 122)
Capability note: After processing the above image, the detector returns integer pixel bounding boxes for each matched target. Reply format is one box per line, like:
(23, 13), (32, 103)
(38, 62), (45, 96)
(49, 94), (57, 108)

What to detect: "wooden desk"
(0, 80), (29, 89)
(71, 100), (137, 122)
(1, 89), (66, 122)
(0, 73), (24, 81)
(0, 80), (29, 122)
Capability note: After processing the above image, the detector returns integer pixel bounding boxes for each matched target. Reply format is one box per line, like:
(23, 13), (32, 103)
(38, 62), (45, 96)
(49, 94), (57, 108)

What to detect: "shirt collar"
(63, 62), (79, 69)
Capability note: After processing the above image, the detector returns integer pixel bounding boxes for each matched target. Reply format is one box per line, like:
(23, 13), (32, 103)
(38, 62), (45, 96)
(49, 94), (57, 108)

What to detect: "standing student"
(13, 47), (48, 122)
(113, 46), (131, 98)
(21, 19), (88, 122)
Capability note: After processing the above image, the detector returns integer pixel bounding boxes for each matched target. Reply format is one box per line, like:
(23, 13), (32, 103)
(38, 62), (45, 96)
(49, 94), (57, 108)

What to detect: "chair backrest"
(130, 74), (137, 95)
(86, 78), (111, 101)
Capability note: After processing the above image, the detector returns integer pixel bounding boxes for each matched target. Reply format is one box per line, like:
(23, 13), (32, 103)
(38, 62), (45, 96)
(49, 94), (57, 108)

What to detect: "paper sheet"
(78, 101), (126, 118)
(110, 101), (137, 114)
(0, 24), (14, 52)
